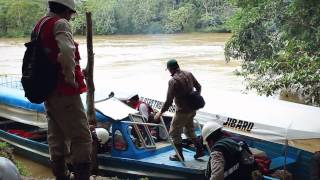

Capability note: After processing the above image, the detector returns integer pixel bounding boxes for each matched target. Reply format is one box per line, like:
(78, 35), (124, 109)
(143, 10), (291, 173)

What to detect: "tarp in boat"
(95, 97), (138, 120)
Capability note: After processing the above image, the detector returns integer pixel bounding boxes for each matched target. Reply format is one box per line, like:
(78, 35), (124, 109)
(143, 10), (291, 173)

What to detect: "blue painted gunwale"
(0, 86), (45, 113)
(0, 86), (110, 123)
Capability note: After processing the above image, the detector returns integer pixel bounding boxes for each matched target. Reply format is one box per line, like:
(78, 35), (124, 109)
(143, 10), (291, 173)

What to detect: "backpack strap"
(31, 16), (53, 41)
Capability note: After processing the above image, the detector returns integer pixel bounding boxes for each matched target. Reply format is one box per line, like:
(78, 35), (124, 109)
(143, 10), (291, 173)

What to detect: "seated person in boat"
(202, 122), (258, 180)
(126, 94), (155, 122)
(126, 94), (159, 139)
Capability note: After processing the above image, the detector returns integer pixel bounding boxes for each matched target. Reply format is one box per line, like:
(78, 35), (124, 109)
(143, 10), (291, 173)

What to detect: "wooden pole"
(85, 12), (95, 123)
(85, 12), (98, 174)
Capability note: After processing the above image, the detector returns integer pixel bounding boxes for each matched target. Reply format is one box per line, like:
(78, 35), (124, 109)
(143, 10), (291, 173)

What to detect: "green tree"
(0, 0), (234, 36)
(85, 0), (117, 35)
(71, 0), (88, 35)
(0, 0), (46, 37)
(163, 3), (195, 33)
(113, 0), (133, 34)
(195, 0), (235, 32)
(225, 0), (320, 106)
(0, 0), (10, 36)
(130, 0), (157, 34)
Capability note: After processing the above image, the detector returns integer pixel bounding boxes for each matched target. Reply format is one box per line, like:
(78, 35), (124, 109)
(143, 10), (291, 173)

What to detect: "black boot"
(50, 157), (71, 180)
(192, 138), (205, 159)
(73, 162), (91, 180)
(170, 143), (184, 161)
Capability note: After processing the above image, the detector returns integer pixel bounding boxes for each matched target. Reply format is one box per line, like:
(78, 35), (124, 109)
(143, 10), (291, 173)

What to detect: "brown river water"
(0, 33), (297, 177)
(0, 33), (243, 101)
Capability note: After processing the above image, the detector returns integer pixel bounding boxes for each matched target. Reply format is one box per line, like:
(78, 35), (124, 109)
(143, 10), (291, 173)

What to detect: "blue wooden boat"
(0, 75), (209, 179)
(0, 117), (209, 179)
(0, 75), (319, 179)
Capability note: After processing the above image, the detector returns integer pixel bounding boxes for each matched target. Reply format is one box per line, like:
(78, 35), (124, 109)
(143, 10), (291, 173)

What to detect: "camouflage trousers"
(44, 91), (92, 164)
(169, 110), (197, 144)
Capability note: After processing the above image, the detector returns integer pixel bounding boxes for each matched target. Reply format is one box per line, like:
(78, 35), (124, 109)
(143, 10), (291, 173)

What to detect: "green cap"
(166, 59), (179, 70)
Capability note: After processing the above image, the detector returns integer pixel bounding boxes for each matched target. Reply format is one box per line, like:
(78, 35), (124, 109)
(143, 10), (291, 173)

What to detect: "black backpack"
(187, 91), (205, 110)
(173, 71), (205, 110)
(21, 17), (59, 104)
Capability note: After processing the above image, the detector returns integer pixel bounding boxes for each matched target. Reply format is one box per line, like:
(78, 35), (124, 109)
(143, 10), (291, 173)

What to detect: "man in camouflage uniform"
(155, 59), (204, 161)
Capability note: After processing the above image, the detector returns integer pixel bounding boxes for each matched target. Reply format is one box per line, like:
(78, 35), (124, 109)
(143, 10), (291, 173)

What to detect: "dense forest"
(225, 0), (320, 106)
(0, 0), (235, 37)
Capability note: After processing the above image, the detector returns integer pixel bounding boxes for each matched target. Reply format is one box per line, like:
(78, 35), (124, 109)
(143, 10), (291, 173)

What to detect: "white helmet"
(95, 128), (110, 145)
(201, 122), (222, 144)
(48, 0), (76, 12)
(0, 157), (21, 180)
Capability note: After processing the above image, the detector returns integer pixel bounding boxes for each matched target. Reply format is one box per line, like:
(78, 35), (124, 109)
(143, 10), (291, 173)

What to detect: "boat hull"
(0, 126), (50, 165)
(0, 121), (206, 180)
(97, 154), (205, 179)
(0, 119), (315, 180)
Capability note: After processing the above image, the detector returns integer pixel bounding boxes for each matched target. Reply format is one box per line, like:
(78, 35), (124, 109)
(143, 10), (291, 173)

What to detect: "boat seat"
(269, 156), (296, 171)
